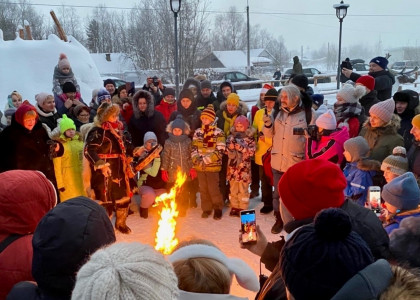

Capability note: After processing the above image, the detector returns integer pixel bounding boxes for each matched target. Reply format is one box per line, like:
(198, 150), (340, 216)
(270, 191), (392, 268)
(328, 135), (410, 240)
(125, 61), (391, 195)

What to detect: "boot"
(213, 209), (223, 220)
(115, 207), (131, 234)
(271, 211), (284, 234)
(139, 207), (148, 219)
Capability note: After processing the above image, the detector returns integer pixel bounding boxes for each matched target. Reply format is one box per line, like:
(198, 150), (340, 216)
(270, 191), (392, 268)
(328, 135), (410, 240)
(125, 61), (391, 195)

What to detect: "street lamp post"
(333, 0), (349, 90)
(170, 0), (181, 98)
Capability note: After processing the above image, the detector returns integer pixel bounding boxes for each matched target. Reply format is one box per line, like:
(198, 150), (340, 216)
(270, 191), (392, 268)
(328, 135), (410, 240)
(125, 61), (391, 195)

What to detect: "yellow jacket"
(253, 108), (273, 165)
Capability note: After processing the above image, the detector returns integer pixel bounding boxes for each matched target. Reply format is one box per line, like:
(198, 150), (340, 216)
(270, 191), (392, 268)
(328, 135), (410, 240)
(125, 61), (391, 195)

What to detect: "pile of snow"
(0, 34), (102, 109)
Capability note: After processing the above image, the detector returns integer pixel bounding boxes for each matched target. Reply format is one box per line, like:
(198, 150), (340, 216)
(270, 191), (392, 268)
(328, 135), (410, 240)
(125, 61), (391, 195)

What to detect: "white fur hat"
(337, 84), (366, 104)
(71, 242), (179, 300)
(316, 109), (337, 130)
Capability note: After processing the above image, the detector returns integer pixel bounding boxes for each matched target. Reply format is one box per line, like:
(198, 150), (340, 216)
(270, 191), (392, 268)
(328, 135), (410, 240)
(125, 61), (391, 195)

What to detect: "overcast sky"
(34, 0), (420, 55)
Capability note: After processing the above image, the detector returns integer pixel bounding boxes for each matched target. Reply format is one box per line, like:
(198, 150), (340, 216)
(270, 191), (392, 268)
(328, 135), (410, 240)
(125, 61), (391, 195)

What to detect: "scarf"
(334, 102), (362, 123)
(202, 124), (216, 147)
(53, 65), (75, 81)
(222, 111), (238, 136)
(102, 120), (123, 131)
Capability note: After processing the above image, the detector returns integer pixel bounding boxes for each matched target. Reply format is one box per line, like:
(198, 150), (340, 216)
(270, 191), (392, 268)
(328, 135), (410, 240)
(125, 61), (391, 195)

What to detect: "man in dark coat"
(196, 80), (217, 111)
(213, 81), (235, 113)
(393, 89), (419, 150)
(291, 56), (303, 75)
(343, 56), (395, 101)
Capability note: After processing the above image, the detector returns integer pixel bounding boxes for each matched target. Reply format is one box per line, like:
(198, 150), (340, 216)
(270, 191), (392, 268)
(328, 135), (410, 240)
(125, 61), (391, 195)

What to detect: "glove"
(59, 93), (68, 101)
(189, 168), (197, 180)
(161, 170), (169, 182)
(262, 114), (272, 127)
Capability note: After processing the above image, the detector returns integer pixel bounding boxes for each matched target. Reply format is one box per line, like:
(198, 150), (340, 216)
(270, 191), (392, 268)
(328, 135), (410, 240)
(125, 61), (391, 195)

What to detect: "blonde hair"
(380, 265), (420, 300)
(11, 91), (22, 101)
(171, 239), (232, 294)
(23, 110), (37, 120)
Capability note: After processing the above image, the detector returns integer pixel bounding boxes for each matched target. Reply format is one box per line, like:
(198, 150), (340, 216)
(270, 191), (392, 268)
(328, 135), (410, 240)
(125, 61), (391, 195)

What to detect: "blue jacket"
(385, 208), (420, 235)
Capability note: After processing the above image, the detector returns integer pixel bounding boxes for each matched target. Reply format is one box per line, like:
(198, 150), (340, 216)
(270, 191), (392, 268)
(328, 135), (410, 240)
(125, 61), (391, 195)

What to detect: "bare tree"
(212, 6), (246, 51)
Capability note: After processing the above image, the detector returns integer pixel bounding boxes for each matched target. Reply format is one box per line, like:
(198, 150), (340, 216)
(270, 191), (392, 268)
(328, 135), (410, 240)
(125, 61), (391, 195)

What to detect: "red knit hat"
(261, 83), (273, 94)
(279, 159), (347, 220)
(14, 100), (38, 127)
(356, 75), (375, 91)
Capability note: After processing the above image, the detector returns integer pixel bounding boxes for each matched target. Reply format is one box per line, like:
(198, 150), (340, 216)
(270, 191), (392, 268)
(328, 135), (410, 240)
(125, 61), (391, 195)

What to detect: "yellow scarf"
(222, 111), (238, 136)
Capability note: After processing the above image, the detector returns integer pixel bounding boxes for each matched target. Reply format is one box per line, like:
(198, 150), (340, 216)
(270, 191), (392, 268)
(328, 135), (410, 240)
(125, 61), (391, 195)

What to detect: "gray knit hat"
(343, 136), (370, 162)
(381, 146), (408, 176)
(382, 172), (420, 211)
(71, 242), (179, 300)
(200, 80), (212, 90)
(143, 131), (157, 144)
(369, 98), (395, 123)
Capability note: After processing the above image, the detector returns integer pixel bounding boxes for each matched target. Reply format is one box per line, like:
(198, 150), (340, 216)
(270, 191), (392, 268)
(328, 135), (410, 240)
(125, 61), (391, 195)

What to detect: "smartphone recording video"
(240, 209), (257, 244)
(368, 186), (381, 215)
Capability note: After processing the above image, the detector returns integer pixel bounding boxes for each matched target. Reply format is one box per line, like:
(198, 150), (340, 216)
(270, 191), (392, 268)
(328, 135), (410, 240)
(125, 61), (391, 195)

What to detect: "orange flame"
(154, 169), (187, 254)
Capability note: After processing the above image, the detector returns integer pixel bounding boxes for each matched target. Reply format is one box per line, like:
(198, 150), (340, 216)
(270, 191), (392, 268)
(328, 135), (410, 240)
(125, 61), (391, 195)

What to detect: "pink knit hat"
(234, 115), (250, 129)
(369, 98), (395, 123)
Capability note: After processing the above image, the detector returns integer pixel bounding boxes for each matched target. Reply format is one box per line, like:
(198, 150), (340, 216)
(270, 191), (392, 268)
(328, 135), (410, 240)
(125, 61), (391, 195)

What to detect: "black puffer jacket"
(350, 70), (395, 101)
(359, 90), (380, 116)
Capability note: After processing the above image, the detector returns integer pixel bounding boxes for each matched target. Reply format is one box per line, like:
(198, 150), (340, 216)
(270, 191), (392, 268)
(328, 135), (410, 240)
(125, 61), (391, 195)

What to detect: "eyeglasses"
(79, 114), (90, 117)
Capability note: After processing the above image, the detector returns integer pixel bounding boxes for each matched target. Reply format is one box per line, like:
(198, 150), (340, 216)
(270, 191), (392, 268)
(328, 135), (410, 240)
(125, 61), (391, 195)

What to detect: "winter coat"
(260, 199), (390, 271)
(191, 124), (226, 172)
(253, 108), (273, 165)
(408, 140), (420, 178)
(214, 82), (235, 112)
(216, 100), (249, 136)
(169, 97), (201, 138)
(35, 104), (60, 132)
(343, 159), (381, 206)
(359, 90), (380, 116)
(196, 91), (217, 111)
(350, 69), (395, 101)
(384, 207), (420, 235)
(161, 133), (193, 183)
(331, 259), (393, 300)
(178, 290), (248, 300)
(84, 123), (132, 206)
(305, 126), (349, 165)
(0, 170), (56, 300)
(292, 56), (303, 75)
(155, 100), (177, 124)
(395, 90), (419, 150)
(53, 134), (85, 202)
(52, 65), (80, 96)
(142, 84), (163, 106)
(137, 156), (162, 188)
(6, 197), (116, 300)
(128, 90), (167, 147)
(359, 115), (404, 163)
(262, 103), (315, 173)
(0, 117), (63, 190)
(226, 127), (256, 183)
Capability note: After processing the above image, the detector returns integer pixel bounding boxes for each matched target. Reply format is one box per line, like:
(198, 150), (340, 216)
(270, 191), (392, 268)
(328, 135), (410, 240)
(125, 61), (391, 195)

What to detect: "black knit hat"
(103, 78), (116, 87)
(179, 89), (194, 102)
(163, 87), (176, 97)
(62, 82), (77, 93)
(264, 88), (278, 102)
(280, 208), (374, 300)
(291, 74), (309, 90)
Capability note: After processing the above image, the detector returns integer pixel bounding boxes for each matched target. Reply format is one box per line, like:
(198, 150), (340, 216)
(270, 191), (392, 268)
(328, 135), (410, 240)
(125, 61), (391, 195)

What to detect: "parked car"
(281, 68), (331, 84)
(350, 59), (369, 71)
(214, 71), (262, 90)
(391, 60), (419, 71)
(102, 76), (127, 89)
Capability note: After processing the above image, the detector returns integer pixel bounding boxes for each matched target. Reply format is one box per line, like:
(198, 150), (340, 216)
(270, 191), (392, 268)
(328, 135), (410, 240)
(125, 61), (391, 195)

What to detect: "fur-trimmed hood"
(166, 118), (191, 136)
(357, 158), (381, 172)
(182, 77), (200, 91)
(219, 100), (249, 116)
(363, 113), (401, 134)
(132, 90), (155, 118)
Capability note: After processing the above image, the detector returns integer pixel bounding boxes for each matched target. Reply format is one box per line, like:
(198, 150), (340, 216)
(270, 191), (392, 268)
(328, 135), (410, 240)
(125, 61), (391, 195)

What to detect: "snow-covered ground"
(117, 195), (275, 299)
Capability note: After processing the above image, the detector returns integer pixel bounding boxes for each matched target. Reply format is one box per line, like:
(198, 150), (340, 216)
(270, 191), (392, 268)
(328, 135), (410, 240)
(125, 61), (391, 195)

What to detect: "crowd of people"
(1, 53), (420, 299)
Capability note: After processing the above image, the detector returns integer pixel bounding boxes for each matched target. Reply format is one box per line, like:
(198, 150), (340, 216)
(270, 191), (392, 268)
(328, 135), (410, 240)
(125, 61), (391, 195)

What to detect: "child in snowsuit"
(191, 104), (226, 220)
(52, 53), (81, 102)
(53, 114), (85, 201)
(343, 136), (381, 206)
(226, 115), (256, 216)
(161, 115), (195, 216)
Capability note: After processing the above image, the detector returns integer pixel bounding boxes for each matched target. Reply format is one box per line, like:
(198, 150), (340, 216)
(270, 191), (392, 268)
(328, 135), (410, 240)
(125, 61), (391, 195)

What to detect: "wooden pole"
(50, 10), (67, 42)
(24, 24), (33, 40)
(18, 27), (24, 39)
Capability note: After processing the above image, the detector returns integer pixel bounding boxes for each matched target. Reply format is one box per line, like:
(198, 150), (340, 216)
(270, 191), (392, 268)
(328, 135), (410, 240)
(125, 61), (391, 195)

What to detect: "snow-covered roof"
(248, 48), (265, 57)
(90, 53), (137, 75)
(213, 50), (252, 69)
(251, 56), (271, 64)
(0, 34), (102, 109)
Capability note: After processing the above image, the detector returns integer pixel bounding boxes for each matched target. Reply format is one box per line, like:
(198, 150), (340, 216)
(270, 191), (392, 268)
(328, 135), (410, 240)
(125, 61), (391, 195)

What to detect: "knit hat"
(97, 88), (112, 104)
(58, 53), (70, 70)
(201, 104), (216, 122)
(200, 80), (212, 90)
(72, 242), (179, 300)
(220, 81), (233, 92)
(226, 93), (240, 106)
(103, 78), (116, 87)
(179, 89), (194, 102)
(279, 160), (347, 220)
(168, 244), (259, 292)
(381, 146), (408, 175)
(4, 107), (16, 117)
(234, 115), (249, 129)
(261, 83), (273, 94)
(337, 84), (366, 104)
(62, 82), (77, 94)
(163, 87), (175, 97)
(389, 216), (420, 268)
(343, 136), (370, 162)
(316, 109), (336, 130)
(356, 75), (375, 91)
(35, 92), (53, 106)
(291, 74), (309, 90)
(280, 208), (374, 300)
(96, 102), (120, 124)
(311, 94), (324, 106)
(370, 56), (389, 70)
(412, 114), (420, 129)
(264, 88), (278, 102)
(171, 115), (186, 132)
(369, 98), (395, 123)
(15, 100), (38, 127)
(144, 131), (157, 144)
(59, 114), (76, 134)
(382, 172), (420, 211)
